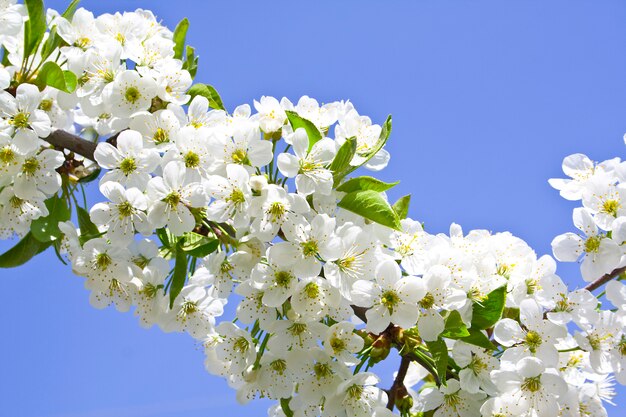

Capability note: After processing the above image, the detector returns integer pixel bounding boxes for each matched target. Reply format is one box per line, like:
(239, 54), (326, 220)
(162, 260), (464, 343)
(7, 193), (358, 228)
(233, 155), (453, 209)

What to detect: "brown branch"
(351, 305), (368, 322)
(44, 129), (98, 161)
(386, 355), (411, 410)
(43, 129), (124, 161)
(584, 266), (626, 292)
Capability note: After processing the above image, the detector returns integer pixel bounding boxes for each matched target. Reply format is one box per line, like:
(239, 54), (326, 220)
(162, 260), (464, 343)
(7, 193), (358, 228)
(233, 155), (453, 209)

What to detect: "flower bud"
(370, 334), (391, 363)
(250, 175), (268, 193)
(394, 386), (413, 414)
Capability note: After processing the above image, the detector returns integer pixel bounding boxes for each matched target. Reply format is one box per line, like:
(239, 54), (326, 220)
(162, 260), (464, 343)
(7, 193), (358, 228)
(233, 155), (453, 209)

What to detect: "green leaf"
(169, 239), (189, 308)
(471, 286), (507, 330)
(460, 328), (497, 350)
(62, 70), (77, 92)
(426, 338), (449, 385)
(30, 195), (71, 242)
(285, 110), (322, 151)
(392, 194), (411, 220)
(77, 206), (100, 244)
(40, 26), (59, 62)
(330, 136), (357, 185)
(181, 232), (219, 258)
(35, 62), (77, 93)
(40, 0), (81, 61)
(183, 45), (198, 79)
(336, 176), (399, 193)
(188, 83), (225, 111)
(441, 310), (470, 339)
(338, 190), (401, 230)
(24, 0), (46, 60)
(280, 398), (294, 417)
(172, 18), (189, 60)
(156, 227), (171, 249)
(61, 0), (81, 19)
(0, 232), (52, 268)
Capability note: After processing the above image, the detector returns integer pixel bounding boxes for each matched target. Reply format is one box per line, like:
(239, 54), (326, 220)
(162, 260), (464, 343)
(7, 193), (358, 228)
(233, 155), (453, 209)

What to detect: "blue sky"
(2, 1), (626, 416)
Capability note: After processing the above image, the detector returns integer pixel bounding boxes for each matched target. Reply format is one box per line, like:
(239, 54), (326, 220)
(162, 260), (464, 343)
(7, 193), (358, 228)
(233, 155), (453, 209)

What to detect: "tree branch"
(351, 305), (368, 322)
(584, 265), (626, 292)
(386, 355), (411, 410)
(42, 129), (124, 162)
(44, 129), (98, 161)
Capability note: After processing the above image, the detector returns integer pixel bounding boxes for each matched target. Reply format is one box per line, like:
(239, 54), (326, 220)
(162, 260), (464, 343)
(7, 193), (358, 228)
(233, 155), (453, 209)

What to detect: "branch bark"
(584, 265), (626, 292)
(43, 129), (124, 161)
(44, 129), (98, 161)
(386, 355), (411, 410)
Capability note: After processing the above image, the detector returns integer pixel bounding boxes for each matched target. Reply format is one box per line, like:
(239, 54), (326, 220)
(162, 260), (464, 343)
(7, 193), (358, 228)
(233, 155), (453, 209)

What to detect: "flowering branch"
(2, 2), (625, 416)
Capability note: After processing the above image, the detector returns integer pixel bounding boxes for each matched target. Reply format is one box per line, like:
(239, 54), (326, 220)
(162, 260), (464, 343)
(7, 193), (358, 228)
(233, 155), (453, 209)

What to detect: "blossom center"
(10, 112), (30, 129)
(227, 188), (245, 205)
(119, 157), (137, 175)
(153, 127), (169, 144)
(554, 294), (572, 313)
(288, 322), (307, 336)
(94, 252), (112, 270)
(266, 201), (286, 222)
(443, 392), (461, 408)
(299, 159), (319, 173)
(419, 292), (435, 309)
(124, 86), (141, 103)
(9, 195), (23, 209)
(98, 69), (115, 83)
(525, 330), (542, 353)
(0, 147), (15, 164)
(313, 362), (332, 379)
(21, 157), (39, 175)
(602, 199), (621, 217)
(584, 236), (601, 253)
(233, 336), (250, 353)
(269, 359), (287, 374)
(141, 282), (159, 299)
(525, 278), (539, 295)
(181, 300), (198, 316)
(301, 240), (319, 257)
(496, 264), (512, 279)
(231, 148), (248, 164)
(39, 99), (53, 111)
(330, 336), (346, 353)
(381, 289), (400, 313)
(184, 151), (200, 168)
(164, 191), (181, 209)
(115, 32), (126, 45)
(75, 37), (91, 48)
(347, 384), (363, 399)
(521, 376), (541, 393)
(117, 201), (134, 218)
(468, 355), (487, 374)
(274, 270), (294, 288)
(304, 282), (320, 299)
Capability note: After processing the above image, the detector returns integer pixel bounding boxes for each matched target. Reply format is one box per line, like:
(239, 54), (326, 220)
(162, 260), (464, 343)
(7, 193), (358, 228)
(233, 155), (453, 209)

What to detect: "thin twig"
(584, 265), (626, 292)
(386, 355), (411, 410)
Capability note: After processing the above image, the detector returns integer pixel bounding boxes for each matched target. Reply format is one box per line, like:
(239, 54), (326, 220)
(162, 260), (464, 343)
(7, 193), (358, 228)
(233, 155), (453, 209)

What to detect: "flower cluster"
(0, 2), (624, 417)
